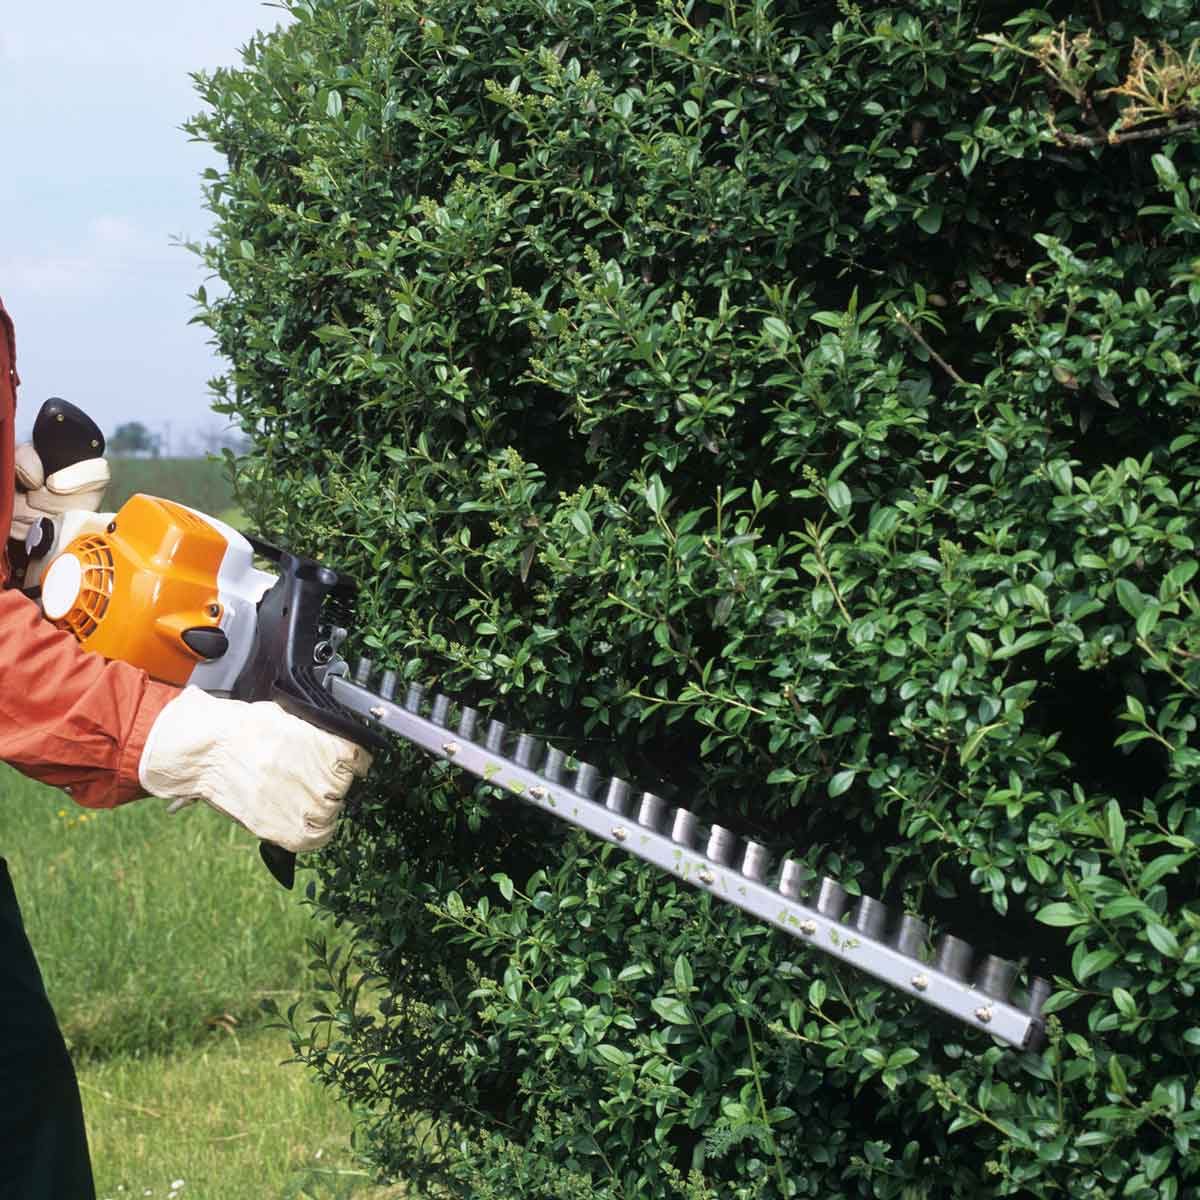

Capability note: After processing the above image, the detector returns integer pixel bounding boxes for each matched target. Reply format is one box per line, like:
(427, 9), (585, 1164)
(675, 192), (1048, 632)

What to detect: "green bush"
(189, 1), (1200, 1195)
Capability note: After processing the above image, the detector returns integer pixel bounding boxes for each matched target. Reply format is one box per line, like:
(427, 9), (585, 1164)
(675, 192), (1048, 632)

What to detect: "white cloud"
(4, 216), (193, 302)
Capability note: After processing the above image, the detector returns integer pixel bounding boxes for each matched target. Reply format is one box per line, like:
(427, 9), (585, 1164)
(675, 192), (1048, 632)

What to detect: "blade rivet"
(698, 869), (715, 885)
(800, 920), (817, 935)
(612, 826), (629, 842)
(442, 741), (461, 756)
(975, 1006), (994, 1024)
(911, 974), (929, 992)
(370, 705), (386, 720)
(530, 786), (547, 800)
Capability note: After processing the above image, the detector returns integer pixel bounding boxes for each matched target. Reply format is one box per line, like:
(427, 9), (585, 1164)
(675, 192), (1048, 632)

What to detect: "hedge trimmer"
(19, 400), (1050, 1050)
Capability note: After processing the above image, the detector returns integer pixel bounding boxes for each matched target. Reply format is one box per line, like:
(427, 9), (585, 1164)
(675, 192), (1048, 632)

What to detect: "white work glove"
(9, 441), (110, 542)
(139, 687), (373, 853)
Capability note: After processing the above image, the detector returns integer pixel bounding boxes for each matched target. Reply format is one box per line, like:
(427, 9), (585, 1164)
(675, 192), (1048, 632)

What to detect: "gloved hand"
(9, 440), (111, 543)
(138, 687), (372, 853)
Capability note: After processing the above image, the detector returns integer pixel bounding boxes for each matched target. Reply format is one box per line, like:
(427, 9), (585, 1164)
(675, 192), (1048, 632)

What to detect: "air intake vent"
(53, 536), (115, 640)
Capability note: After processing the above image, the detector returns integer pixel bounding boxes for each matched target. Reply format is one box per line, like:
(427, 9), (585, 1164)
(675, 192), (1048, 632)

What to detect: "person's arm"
(0, 586), (177, 807)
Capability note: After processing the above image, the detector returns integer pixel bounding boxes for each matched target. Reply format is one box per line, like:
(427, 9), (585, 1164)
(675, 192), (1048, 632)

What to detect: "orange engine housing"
(41, 493), (276, 689)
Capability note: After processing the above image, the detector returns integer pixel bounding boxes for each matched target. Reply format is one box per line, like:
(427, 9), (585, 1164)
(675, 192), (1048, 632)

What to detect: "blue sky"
(1, 2), (289, 448)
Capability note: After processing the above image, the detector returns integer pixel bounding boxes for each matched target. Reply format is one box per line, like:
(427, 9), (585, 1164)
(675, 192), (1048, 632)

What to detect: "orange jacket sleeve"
(0, 590), (176, 807)
(0, 295), (177, 807)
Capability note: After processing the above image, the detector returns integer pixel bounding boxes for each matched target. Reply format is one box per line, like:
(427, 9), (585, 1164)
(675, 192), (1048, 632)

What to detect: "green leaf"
(1037, 902), (1088, 927)
(1135, 601), (1160, 639)
(1145, 922), (1180, 957)
(1139, 854), (1192, 890)
(827, 480), (852, 517)
(1075, 948), (1118, 982)
(673, 955), (694, 994)
(762, 316), (791, 344)
(327, 90), (343, 118)
(1153, 152), (1179, 186)
(1115, 579), (1145, 617)
(1112, 988), (1136, 1018)
(828, 769), (856, 798)
(595, 1044), (632, 1068)
(916, 205), (943, 234)
(1104, 799), (1126, 856)
(651, 997), (692, 1026)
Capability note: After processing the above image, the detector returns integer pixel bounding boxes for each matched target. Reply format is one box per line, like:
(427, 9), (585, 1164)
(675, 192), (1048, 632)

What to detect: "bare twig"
(1054, 117), (1200, 147)
(890, 308), (973, 388)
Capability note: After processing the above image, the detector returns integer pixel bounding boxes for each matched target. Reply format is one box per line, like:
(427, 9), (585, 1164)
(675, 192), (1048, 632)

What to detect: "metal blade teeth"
(778, 858), (812, 900)
(513, 734), (541, 768)
(1027, 976), (1052, 1017)
(542, 747), (566, 783)
(893, 914), (929, 959)
(638, 792), (666, 830)
(457, 705), (478, 741)
(815, 877), (849, 920)
(604, 778), (631, 815)
(977, 955), (1016, 1002)
(671, 808), (697, 845)
(741, 840), (769, 881)
(851, 895), (888, 940)
(706, 825), (736, 865)
(934, 934), (973, 982)
(334, 673), (1041, 1043)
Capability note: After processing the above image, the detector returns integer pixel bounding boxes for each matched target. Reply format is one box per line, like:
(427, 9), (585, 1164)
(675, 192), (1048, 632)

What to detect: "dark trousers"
(0, 859), (95, 1199)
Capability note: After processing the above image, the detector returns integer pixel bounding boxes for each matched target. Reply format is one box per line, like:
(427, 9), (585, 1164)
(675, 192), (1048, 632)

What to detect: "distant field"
(107, 455), (237, 517)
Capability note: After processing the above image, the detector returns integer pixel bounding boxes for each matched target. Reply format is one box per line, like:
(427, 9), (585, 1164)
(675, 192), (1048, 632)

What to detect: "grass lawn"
(1, 767), (401, 1199)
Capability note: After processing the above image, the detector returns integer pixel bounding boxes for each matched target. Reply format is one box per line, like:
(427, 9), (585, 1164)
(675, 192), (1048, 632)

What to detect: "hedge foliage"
(190, 0), (1200, 1195)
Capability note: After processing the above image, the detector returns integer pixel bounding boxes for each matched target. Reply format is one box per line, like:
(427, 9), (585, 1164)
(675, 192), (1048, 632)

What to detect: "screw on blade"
(430, 694), (450, 726)
(573, 762), (599, 797)
(893, 913), (929, 959)
(778, 858), (813, 900)
(1027, 976), (1052, 1017)
(976, 955), (1016, 1002)
(637, 792), (667, 830)
(671, 808), (697, 846)
(934, 934), (973, 982)
(604, 778), (631, 815)
(513, 734), (541, 768)
(379, 670), (397, 702)
(543, 747), (566, 783)
(353, 658), (372, 686)
(851, 895), (889, 940)
(404, 683), (425, 713)
(706, 825), (737, 865)
(815, 877), (849, 920)
(457, 706), (478, 741)
(741, 841), (769, 881)
(484, 720), (507, 755)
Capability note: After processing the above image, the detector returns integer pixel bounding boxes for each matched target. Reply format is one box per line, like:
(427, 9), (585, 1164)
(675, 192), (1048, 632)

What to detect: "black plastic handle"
(231, 535), (385, 888)
(7, 398), (108, 588)
(33, 397), (106, 475)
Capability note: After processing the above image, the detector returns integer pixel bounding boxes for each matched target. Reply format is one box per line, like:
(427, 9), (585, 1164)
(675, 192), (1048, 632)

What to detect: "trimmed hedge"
(190, 1), (1200, 1196)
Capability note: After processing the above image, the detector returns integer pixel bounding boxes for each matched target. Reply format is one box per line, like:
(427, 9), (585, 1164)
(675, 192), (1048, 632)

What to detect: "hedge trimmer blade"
(330, 658), (1050, 1050)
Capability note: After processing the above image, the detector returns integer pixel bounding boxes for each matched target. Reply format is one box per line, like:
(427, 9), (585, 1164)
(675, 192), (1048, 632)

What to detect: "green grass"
(107, 456), (236, 515)
(0, 767), (400, 1198)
